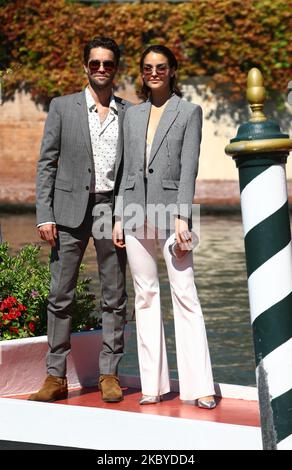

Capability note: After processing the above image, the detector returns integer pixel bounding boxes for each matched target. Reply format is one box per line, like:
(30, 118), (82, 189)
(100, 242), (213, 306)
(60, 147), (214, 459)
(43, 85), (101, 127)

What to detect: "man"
(29, 37), (131, 403)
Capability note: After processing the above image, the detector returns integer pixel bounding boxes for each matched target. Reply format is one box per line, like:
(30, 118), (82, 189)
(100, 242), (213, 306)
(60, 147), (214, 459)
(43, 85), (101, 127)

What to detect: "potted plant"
(0, 243), (129, 396)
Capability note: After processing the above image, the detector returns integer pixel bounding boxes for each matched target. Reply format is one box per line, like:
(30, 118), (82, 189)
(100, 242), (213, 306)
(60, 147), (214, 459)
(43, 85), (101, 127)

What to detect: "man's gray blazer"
(115, 94), (202, 227)
(36, 90), (131, 228)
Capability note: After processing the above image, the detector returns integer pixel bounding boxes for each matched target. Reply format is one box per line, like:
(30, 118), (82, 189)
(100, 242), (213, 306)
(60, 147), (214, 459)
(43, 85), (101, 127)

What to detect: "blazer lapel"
(77, 91), (93, 159)
(148, 94), (180, 166)
(136, 101), (152, 163)
(116, 97), (126, 126)
(116, 97), (126, 150)
(114, 97), (127, 179)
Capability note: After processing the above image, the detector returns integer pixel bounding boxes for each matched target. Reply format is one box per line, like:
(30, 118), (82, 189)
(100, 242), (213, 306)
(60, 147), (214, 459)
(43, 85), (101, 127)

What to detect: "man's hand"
(112, 221), (125, 248)
(38, 224), (58, 247)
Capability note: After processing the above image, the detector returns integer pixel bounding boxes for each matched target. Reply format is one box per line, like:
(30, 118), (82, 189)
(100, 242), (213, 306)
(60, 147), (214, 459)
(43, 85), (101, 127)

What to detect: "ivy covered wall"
(0, 0), (291, 105)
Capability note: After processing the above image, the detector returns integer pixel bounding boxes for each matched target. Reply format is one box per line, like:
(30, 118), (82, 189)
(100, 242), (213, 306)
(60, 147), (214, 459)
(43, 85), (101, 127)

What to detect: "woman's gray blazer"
(115, 94), (202, 230)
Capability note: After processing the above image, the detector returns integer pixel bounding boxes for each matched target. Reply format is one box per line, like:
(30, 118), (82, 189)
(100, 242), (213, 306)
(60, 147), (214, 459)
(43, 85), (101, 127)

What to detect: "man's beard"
(88, 75), (112, 90)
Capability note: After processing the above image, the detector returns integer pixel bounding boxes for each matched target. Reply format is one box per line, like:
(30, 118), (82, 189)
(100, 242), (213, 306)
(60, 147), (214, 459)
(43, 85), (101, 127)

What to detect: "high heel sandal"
(197, 397), (216, 409)
(139, 395), (162, 405)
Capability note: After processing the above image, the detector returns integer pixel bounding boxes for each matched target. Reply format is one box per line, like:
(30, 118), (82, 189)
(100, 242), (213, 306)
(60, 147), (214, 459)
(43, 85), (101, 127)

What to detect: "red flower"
(0, 297), (17, 310)
(0, 298), (27, 315)
(3, 297), (17, 309)
(28, 322), (35, 333)
(9, 326), (19, 334)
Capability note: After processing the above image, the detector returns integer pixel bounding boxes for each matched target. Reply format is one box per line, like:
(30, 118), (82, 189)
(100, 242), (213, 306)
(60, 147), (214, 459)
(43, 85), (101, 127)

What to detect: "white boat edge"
(0, 396), (261, 451)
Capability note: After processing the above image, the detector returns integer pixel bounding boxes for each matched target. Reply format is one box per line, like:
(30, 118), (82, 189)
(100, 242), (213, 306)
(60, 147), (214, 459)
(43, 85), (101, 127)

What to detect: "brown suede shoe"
(28, 375), (68, 402)
(99, 374), (123, 403)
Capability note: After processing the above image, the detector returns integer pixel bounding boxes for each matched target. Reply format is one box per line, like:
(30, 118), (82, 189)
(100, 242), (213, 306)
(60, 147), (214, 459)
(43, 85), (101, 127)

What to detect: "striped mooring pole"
(225, 68), (292, 450)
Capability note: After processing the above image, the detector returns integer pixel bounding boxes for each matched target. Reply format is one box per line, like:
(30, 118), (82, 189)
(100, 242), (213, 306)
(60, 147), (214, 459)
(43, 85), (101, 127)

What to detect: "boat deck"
(8, 386), (260, 428)
(0, 384), (261, 450)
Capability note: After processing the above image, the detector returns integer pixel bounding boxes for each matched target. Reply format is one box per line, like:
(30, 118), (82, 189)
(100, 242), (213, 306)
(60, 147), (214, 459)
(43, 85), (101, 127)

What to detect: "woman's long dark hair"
(138, 45), (182, 101)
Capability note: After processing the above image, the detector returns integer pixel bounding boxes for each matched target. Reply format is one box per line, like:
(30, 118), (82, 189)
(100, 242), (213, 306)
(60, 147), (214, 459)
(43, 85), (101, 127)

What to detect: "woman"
(113, 45), (215, 408)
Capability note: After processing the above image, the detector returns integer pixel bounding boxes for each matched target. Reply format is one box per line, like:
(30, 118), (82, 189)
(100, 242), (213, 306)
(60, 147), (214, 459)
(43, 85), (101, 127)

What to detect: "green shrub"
(0, 243), (98, 340)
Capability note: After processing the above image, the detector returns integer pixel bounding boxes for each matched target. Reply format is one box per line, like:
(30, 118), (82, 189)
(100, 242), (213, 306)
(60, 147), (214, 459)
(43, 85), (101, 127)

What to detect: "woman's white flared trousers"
(125, 225), (215, 401)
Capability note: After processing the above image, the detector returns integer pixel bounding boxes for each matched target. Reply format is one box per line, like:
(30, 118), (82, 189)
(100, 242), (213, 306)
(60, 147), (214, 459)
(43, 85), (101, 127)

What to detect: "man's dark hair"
(83, 37), (121, 65)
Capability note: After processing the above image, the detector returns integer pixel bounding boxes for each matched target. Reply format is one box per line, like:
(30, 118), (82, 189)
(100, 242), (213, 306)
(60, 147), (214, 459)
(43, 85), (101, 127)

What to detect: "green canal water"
(1, 212), (257, 386)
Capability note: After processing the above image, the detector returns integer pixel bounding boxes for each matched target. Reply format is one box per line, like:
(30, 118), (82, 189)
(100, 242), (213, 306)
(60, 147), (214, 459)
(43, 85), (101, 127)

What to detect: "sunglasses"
(143, 64), (169, 76)
(88, 60), (116, 72)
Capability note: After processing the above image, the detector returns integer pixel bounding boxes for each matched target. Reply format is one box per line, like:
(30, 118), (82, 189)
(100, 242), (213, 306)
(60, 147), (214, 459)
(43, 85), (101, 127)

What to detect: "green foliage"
(0, 243), (98, 340)
(0, 0), (291, 104)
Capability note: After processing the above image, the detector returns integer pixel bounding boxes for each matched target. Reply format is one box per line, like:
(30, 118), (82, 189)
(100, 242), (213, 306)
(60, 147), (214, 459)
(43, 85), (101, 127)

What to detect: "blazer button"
(86, 186), (89, 190)
(149, 168), (154, 174)
(88, 168), (91, 173)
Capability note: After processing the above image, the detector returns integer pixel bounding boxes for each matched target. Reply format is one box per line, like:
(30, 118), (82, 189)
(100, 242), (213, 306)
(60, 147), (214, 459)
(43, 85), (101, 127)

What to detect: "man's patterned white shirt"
(85, 86), (119, 193)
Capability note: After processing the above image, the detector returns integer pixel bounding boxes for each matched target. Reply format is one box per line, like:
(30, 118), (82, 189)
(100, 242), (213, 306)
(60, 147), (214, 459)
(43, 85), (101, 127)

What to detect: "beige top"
(145, 99), (169, 178)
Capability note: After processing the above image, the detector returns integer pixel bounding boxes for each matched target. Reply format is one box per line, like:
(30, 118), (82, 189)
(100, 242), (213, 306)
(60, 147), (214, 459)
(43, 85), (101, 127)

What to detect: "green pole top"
(225, 68), (292, 157)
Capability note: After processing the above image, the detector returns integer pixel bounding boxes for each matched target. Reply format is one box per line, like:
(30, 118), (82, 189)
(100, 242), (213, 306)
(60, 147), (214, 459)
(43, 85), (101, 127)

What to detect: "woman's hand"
(112, 221), (125, 248)
(175, 217), (192, 250)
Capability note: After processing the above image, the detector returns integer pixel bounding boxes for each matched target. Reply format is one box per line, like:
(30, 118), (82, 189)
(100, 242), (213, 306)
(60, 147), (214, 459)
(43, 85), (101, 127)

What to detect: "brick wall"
(1, 86), (291, 206)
